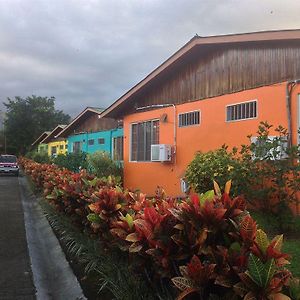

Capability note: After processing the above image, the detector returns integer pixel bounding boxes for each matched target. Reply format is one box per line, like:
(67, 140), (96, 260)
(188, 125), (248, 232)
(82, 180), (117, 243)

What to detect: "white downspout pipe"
(286, 79), (300, 147)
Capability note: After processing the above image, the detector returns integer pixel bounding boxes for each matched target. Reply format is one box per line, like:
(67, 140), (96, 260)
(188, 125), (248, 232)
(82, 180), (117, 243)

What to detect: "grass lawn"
(251, 210), (300, 277)
(283, 239), (300, 277)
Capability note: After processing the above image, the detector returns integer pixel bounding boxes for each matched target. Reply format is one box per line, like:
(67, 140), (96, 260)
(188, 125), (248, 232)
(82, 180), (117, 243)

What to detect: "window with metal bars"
(131, 120), (159, 161)
(178, 110), (200, 127)
(88, 139), (94, 146)
(113, 136), (124, 161)
(226, 100), (257, 121)
(73, 141), (82, 153)
(51, 146), (57, 156)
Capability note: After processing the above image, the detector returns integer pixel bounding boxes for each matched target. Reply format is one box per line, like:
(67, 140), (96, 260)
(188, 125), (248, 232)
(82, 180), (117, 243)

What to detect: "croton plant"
(19, 157), (299, 300)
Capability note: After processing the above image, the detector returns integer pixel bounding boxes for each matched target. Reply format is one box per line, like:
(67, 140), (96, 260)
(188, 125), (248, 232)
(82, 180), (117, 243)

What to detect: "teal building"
(57, 107), (123, 161)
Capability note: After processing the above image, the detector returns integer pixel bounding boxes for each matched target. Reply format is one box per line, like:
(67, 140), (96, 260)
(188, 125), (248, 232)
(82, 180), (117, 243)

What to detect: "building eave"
(101, 29), (300, 119)
(31, 131), (51, 147)
(41, 125), (67, 144)
(56, 107), (104, 138)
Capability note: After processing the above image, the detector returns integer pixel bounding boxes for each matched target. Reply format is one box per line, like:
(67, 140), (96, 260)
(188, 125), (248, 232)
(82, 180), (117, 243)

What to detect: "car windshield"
(0, 156), (17, 163)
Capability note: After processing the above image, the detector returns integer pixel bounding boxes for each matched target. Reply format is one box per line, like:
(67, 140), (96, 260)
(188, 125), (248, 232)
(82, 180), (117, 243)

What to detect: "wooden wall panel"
(127, 42), (300, 114)
(73, 114), (119, 134)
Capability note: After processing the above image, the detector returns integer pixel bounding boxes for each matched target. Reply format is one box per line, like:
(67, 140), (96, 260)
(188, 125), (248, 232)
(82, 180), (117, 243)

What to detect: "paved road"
(0, 175), (36, 300)
(19, 174), (86, 300)
(0, 173), (86, 300)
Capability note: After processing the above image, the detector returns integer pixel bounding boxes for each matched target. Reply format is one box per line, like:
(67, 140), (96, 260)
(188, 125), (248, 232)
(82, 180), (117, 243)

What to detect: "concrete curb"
(19, 174), (87, 300)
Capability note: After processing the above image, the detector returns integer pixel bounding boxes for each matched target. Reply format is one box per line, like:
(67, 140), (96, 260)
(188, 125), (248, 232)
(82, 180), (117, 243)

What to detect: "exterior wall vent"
(151, 144), (172, 162)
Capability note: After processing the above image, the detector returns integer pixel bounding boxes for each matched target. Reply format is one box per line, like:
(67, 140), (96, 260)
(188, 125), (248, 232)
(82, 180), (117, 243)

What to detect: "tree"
(3, 96), (71, 155)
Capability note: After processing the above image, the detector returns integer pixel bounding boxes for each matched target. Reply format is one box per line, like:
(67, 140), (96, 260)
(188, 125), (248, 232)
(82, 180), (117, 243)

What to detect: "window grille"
(88, 139), (94, 146)
(51, 146), (57, 155)
(113, 136), (124, 161)
(131, 120), (159, 161)
(226, 101), (257, 121)
(178, 111), (200, 127)
(73, 141), (82, 153)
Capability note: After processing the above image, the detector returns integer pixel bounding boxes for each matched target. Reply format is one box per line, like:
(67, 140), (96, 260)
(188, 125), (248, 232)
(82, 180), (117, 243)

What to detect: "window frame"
(225, 99), (258, 122)
(112, 136), (124, 161)
(130, 118), (160, 162)
(98, 138), (105, 145)
(88, 139), (95, 146)
(72, 141), (82, 153)
(178, 110), (201, 128)
(51, 146), (57, 155)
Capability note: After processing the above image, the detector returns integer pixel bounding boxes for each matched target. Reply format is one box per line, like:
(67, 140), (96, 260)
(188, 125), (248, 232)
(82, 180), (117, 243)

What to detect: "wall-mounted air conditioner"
(151, 144), (172, 162)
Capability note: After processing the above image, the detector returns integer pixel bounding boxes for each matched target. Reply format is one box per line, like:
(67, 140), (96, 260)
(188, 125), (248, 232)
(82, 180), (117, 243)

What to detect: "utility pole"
(4, 121), (6, 154)
(0, 110), (6, 154)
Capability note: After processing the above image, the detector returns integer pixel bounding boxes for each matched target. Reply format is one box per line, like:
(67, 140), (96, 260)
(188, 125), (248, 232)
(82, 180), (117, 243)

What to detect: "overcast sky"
(0, 0), (299, 117)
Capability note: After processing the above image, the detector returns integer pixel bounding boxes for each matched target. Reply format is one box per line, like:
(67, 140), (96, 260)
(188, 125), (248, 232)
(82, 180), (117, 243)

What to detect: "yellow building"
(31, 131), (50, 154)
(47, 140), (68, 156)
(40, 125), (68, 157)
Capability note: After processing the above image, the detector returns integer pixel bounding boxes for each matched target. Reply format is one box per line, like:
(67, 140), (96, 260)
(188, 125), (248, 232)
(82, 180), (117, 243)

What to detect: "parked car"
(0, 155), (19, 176)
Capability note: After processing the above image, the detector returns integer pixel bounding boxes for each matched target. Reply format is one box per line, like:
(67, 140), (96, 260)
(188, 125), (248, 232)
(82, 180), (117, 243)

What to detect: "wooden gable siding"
(124, 41), (300, 114)
(73, 114), (118, 134)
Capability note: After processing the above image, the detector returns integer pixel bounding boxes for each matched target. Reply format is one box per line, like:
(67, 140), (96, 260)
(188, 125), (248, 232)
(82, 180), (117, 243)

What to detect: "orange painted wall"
(123, 82), (300, 197)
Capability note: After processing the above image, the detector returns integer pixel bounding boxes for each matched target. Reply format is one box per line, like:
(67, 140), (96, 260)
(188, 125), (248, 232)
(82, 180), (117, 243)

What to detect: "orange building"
(102, 30), (300, 197)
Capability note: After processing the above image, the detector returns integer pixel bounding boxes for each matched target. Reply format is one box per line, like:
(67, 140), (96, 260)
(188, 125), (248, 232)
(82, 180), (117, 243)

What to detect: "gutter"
(110, 130), (113, 159)
(286, 80), (300, 147)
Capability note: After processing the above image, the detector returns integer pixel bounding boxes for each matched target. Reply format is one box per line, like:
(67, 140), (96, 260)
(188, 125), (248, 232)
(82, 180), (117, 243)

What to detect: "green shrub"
(87, 151), (123, 179)
(52, 152), (87, 172)
(25, 150), (50, 164)
(22, 158), (296, 299)
(186, 122), (300, 234)
(185, 146), (250, 196)
(241, 122), (300, 219)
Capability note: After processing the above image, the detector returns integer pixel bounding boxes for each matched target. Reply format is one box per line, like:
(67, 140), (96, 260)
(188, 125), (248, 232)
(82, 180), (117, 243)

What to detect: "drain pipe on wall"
(136, 104), (177, 163)
(286, 79), (300, 147)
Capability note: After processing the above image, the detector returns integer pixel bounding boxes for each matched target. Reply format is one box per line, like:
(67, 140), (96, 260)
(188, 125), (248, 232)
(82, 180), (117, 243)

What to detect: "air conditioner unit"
(151, 144), (172, 162)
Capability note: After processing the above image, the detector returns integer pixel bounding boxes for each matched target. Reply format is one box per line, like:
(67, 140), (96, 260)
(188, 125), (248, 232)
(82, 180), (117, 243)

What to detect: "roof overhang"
(41, 125), (67, 144)
(31, 131), (51, 147)
(101, 29), (300, 119)
(56, 107), (104, 138)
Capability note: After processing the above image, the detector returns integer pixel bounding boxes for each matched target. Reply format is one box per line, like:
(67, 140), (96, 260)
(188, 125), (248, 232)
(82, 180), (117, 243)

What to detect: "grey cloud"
(0, 0), (299, 116)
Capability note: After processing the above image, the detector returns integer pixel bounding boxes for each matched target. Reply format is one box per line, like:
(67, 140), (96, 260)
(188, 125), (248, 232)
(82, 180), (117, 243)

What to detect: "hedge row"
(20, 157), (299, 299)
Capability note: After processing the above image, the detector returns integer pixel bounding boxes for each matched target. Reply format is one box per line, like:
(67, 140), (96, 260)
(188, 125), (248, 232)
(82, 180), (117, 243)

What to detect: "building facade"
(40, 125), (68, 157)
(32, 131), (50, 154)
(58, 107), (123, 160)
(37, 143), (48, 154)
(67, 128), (123, 159)
(101, 30), (300, 196)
